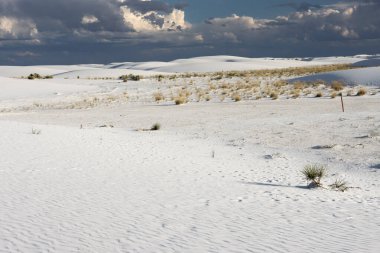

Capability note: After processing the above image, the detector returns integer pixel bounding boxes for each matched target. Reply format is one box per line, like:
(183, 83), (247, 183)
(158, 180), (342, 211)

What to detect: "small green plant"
(329, 179), (349, 192)
(150, 123), (161, 131)
(302, 164), (326, 187)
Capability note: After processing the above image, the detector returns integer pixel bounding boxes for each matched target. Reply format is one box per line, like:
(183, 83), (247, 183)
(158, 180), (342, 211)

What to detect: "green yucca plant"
(329, 179), (349, 192)
(302, 164), (326, 187)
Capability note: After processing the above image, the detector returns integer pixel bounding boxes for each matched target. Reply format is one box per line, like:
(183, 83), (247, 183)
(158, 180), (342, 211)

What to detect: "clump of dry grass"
(330, 92), (337, 99)
(293, 81), (305, 90)
(357, 88), (367, 96)
(153, 91), (164, 102)
(270, 92), (279, 100)
(331, 81), (345, 91)
(232, 93), (241, 102)
(291, 89), (300, 99)
(315, 91), (323, 97)
(174, 96), (187, 105)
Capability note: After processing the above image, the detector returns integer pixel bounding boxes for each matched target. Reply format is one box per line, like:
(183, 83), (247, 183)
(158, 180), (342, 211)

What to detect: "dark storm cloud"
(275, 2), (322, 11)
(123, 0), (187, 14)
(0, 0), (185, 35)
(1, 0), (380, 65)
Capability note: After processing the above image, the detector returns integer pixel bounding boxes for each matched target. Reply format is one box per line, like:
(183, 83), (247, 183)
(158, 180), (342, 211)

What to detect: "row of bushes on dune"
(119, 74), (141, 82)
(24, 73), (54, 80)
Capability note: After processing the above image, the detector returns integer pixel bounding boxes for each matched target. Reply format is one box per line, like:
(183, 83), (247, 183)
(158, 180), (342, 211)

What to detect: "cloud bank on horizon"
(0, 0), (379, 64)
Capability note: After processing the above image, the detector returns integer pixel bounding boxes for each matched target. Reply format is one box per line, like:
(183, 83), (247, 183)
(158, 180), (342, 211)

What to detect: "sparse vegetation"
(302, 164), (326, 188)
(153, 91), (164, 102)
(270, 92), (279, 100)
(150, 123), (161, 131)
(119, 74), (141, 82)
(331, 81), (345, 91)
(232, 93), (241, 102)
(357, 88), (367, 96)
(27, 73), (53, 80)
(174, 96), (187, 105)
(329, 179), (349, 192)
(315, 91), (323, 97)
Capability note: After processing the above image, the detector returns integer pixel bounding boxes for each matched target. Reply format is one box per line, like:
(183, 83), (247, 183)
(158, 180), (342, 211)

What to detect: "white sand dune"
(0, 76), (96, 100)
(102, 55), (380, 73)
(0, 65), (99, 78)
(0, 97), (379, 252)
(0, 55), (379, 252)
(292, 66), (380, 86)
(104, 56), (347, 73)
(53, 68), (167, 79)
(1, 55), (378, 79)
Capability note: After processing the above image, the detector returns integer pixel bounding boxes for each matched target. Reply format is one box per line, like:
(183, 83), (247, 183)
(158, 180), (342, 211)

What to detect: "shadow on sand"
(240, 181), (309, 189)
(370, 164), (380, 169)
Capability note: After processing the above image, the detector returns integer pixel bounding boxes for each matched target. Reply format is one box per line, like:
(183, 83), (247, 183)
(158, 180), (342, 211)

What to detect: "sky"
(0, 0), (379, 65)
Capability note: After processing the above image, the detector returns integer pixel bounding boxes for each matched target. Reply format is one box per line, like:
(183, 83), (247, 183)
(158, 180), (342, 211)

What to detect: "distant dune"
(2, 55), (379, 79)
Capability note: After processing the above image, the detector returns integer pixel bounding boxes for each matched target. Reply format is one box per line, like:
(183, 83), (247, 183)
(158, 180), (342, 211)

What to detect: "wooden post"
(340, 93), (345, 112)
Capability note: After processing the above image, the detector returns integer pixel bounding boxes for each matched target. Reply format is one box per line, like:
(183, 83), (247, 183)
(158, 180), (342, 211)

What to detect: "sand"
(0, 55), (379, 252)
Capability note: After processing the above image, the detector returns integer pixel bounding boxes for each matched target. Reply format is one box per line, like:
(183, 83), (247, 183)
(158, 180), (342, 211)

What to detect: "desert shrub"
(302, 164), (326, 187)
(153, 91), (164, 102)
(291, 89), (300, 98)
(232, 93), (241, 102)
(270, 92), (279, 100)
(174, 96), (187, 105)
(331, 81), (345, 91)
(273, 80), (288, 88)
(28, 73), (42, 79)
(331, 92), (337, 99)
(150, 123), (161, 131)
(315, 91), (323, 97)
(293, 81), (305, 90)
(119, 74), (141, 82)
(329, 179), (349, 192)
(27, 73), (53, 80)
(157, 75), (164, 81)
(357, 88), (367, 96)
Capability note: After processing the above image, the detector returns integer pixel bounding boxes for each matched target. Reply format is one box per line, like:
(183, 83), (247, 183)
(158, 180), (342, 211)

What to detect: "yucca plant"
(302, 164), (326, 187)
(329, 179), (349, 192)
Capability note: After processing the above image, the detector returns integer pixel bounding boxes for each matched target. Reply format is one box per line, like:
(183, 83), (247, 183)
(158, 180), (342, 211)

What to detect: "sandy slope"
(292, 66), (380, 85)
(0, 77), (97, 100)
(1, 97), (379, 252)
(2, 55), (379, 79)
(0, 56), (379, 252)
